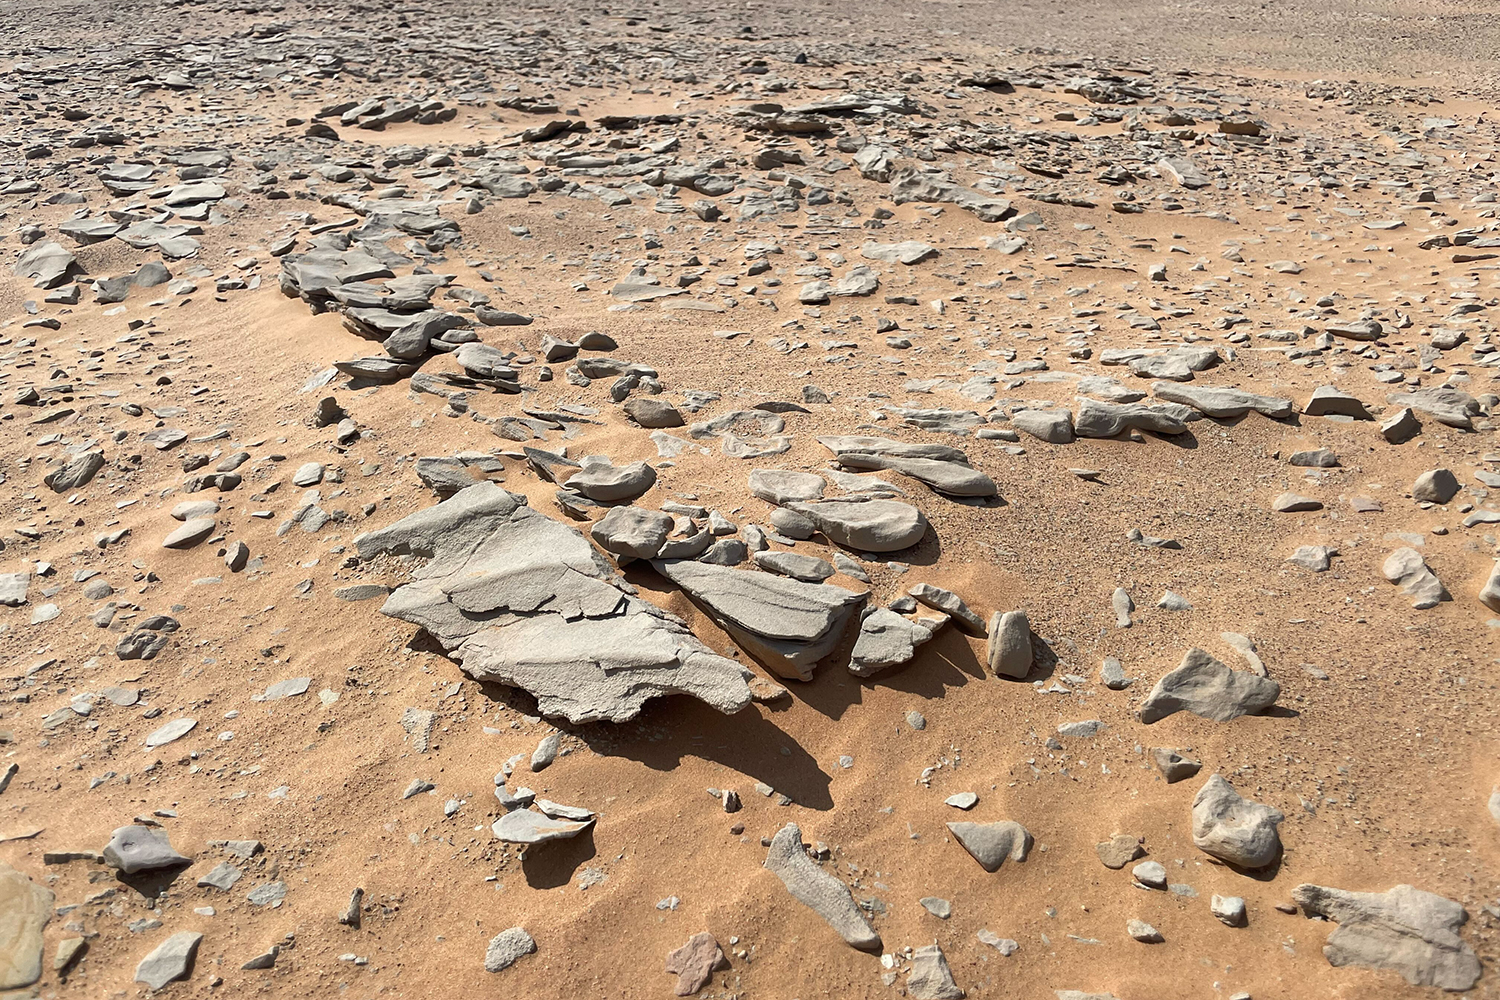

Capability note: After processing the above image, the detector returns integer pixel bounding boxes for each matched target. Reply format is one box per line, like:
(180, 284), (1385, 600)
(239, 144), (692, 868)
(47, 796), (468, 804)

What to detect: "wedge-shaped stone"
(135, 932), (202, 991)
(492, 808), (594, 845)
(356, 483), (752, 723)
(1291, 883), (1481, 991)
(848, 608), (942, 677)
(103, 826), (191, 874)
(948, 820), (1032, 872)
(1074, 397), (1187, 437)
(783, 499), (928, 552)
(764, 823), (880, 949)
(1150, 382), (1293, 419)
(817, 435), (996, 496)
(652, 558), (865, 680)
(1137, 648), (1279, 724)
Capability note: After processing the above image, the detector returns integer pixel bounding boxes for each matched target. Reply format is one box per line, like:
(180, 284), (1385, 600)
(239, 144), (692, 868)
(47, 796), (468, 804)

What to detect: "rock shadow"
(520, 828), (597, 889)
(116, 862), (192, 900)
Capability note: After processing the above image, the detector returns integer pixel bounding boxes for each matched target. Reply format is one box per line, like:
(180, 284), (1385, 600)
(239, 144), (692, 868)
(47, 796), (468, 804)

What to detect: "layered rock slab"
(356, 483), (752, 723)
(1292, 883), (1481, 991)
(763, 822), (881, 949)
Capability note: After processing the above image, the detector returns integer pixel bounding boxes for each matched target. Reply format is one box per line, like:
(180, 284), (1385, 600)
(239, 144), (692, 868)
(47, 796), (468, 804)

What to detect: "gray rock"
(907, 943), (964, 999)
(1151, 748), (1202, 783)
(1272, 491), (1322, 513)
(565, 458), (657, 502)
(1291, 883), (1480, 990)
(1132, 860), (1167, 889)
(623, 397), (684, 428)
(530, 733), (559, 771)
(848, 608), (941, 677)
(946, 792), (978, 810)
(652, 558), (865, 681)
(1191, 775), (1283, 868)
(1150, 382), (1293, 419)
(484, 927), (536, 973)
(590, 506), (674, 559)
(493, 808), (593, 845)
(1381, 407), (1421, 443)
(162, 517), (216, 549)
(861, 240), (938, 265)
(197, 861), (243, 891)
(1289, 448), (1339, 468)
(356, 483), (752, 723)
(44, 450), (104, 493)
(1058, 720), (1104, 738)
(817, 436), (997, 497)
(0, 861), (53, 991)
(1211, 894), (1246, 926)
(1111, 587), (1133, 627)
(1127, 919), (1163, 943)
(782, 499), (928, 552)
(748, 469), (826, 505)
(1287, 545), (1336, 572)
(769, 507), (817, 540)
(754, 550), (835, 582)
(1382, 547), (1447, 609)
(1156, 590), (1192, 611)
(1096, 834), (1144, 869)
(986, 610), (1032, 679)
(920, 897), (952, 919)
(763, 823), (880, 949)
(104, 826), (191, 874)
(1386, 386), (1480, 429)
(1481, 561), (1500, 612)
(135, 932), (202, 990)
(1303, 385), (1371, 419)
(976, 930), (1018, 955)
(1074, 397), (1186, 437)
(145, 717), (197, 747)
(948, 820), (1032, 872)
(909, 583), (985, 634)
(1138, 648), (1280, 724)
(292, 461), (325, 487)
(1100, 657), (1132, 690)
(1011, 407), (1075, 444)
(1413, 469), (1459, 504)
(241, 945), (279, 971)
(0, 572), (29, 607)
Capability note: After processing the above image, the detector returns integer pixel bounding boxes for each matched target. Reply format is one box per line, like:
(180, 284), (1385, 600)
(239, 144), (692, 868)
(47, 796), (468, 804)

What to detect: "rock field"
(2, 0), (1500, 996)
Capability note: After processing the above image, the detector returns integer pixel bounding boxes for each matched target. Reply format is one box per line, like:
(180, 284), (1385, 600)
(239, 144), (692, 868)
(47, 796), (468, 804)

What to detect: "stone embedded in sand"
(1127, 919), (1163, 943)
(44, 449), (104, 493)
(565, 457), (657, 503)
(1096, 834), (1145, 870)
(623, 397), (684, 428)
(14, 241), (79, 288)
(763, 822), (881, 949)
(948, 820), (1032, 872)
(909, 582), (985, 634)
(0, 572), (28, 607)
(907, 943), (964, 999)
(135, 932), (202, 991)
(753, 550), (835, 582)
(1292, 883), (1480, 991)
(1413, 468), (1458, 504)
(1286, 545), (1336, 572)
(1212, 894), (1247, 926)
(817, 435), (997, 497)
(848, 608), (943, 677)
(1272, 492), (1321, 513)
(652, 557), (865, 681)
(1138, 648), (1280, 723)
(1302, 385), (1371, 419)
(986, 610), (1032, 679)
(1382, 547), (1446, 609)
(484, 927), (536, 973)
(0, 861), (52, 991)
(162, 516), (216, 549)
(1110, 587), (1133, 627)
(103, 826), (191, 873)
(145, 717), (197, 747)
(590, 506), (674, 559)
(1152, 748), (1202, 782)
(861, 240), (938, 265)
(748, 469), (826, 505)
(493, 807), (593, 845)
(356, 483), (752, 723)
(1149, 382), (1293, 419)
(1074, 397), (1187, 437)
(783, 498), (928, 552)
(1011, 407), (1075, 444)
(1191, 775), (1283, 868)
(1482, 561), (1500, 612)
(665, 932), (726, 996)
(1386, 386), (1480, 430)
(1381, 406), (1421, 443)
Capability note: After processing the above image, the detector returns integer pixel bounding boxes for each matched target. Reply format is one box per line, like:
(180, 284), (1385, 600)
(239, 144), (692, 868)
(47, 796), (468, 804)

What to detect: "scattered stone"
(1137, 648), (1280, 724)
(764, 822), (880, 949)
(484, 927), (537, 973)
(0, 861), (53, 991)
(1382, 547), (1447, 609)
(103, 826), (191, 874)
(135, 932), (203, 991)
(947, 820), (1032, 872)
(1413, 469), (1459, 504)
(1192, 775), (1284, 868)
(907, 943), (965, 999)
(986, 610), (1033, 679)
(665, 931), (726, 996)
(1212, 894), (1247, 927)
(1151, 749), (1201, 783)
(1096, 834), (1145, 870)
(1126, 919), (1163, 943)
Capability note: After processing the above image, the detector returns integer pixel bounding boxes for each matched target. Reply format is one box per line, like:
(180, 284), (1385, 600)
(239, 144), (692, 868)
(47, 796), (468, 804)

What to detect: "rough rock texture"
(0, 861), (53, 990)
(135, 931), (203, 990)
(665, 931), (726, 996)
(907, 943), (965, 999)
(763, 823), (881, 949)
(1191, 775), (1284, 868)
(484, 927), (537, 972)
(103, 825), (192, 873)
(783, 498), (929, 552)
(1291, 883), (1481, 991)
(1382, 547), (1447, 610)
(847, 608), (943, 676)
(986, 610), (1033, 679)
(948, 820), (1033, 872)
(1137, 648), (1280, 723)
(356, 483), (752, 722)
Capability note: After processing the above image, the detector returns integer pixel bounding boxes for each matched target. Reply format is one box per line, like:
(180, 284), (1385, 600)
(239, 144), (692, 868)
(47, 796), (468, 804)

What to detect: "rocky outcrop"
(1292, 883), (1481, 991)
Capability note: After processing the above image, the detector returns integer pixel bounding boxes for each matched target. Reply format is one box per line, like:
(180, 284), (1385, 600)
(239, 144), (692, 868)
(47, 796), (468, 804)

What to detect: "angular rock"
(44, 450), (105, 493)
(848, 608), (942, 677)
(909, 582), (985, 634)
(1096, 834), (1145, 870)
(103, 826), (191, 874)
(135, 932), (202, 991)
(1191, 775), (1283, 868)
(1291, 883), (1481, 991)
(817, 436), (996, 497)
(1382, 547), (1447, 609)
(748, 469), (825, 505)
(665, 932), (726, 996)
(1381, 407), (1421, 443)
(1150, 382), (1293, 419)
(1413, 469), (1459, 504)
(623, 397), (684, 428)
(1272, 492), (1322, 513)
(783, 498), (927, 552)
(1074, 397), (1186, 437)
(1212, 894), (1247, 927)
(1286, 545), (1336, 572)
(763, 823), (880, 949)
(986, 610), (1032, 679)
(1011, 407), (1075, 444)
(948, 820), (1032, 872)
(492, 808), (593, 845)
(590, 506), (674, 559)
(162, 517), (216, 549)
(754, 550), (835, 582)
(907, 943), (964, 999)
(565, 458), (657, 503)
(1303, 385), (1371, 419)
(1137, 648), (1280, 724)
(1386, 386), (1480, 430)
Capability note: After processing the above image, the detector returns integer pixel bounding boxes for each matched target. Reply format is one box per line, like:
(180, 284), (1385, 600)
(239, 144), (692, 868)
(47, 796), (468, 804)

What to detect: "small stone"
(1212, 894), (1247, 926)
(665, 931), (725, 996)
(1151, 748), (1202, 783)
(530, 733), (560, 772)
(1132, 861), (1167, 889)
(484, 927), (536, 973)
(907, 943), (964, 999)
(134, 932), (202, 990)
(1272, 492), (1322, 513)
(1096, 834), (1145, 870)
(1413, 469), (1459, 504)
(1127, 919), (1163, 943)
(947, 820), (1032, 872)
(945, 792), (978, 810)
(920, 896), (952, 919)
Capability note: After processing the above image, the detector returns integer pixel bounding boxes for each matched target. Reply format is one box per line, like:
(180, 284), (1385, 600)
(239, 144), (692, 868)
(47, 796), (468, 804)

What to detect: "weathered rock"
(783, 499), (928, 552)
(0, 861), (53, 990)
(565, 458), (657, 502)
(135, 932), (202, 990)
(1381, 407), (1421, 443)
(590, 506), (674, 559)
(493, 807), (593, 845)
(44, 449), (104, 493)
(1287, 545), (1336, 572)
(356, 483), (752, 722)
(1150, 382), (1293, 419)
(665, 932), (726, 996)
(162, 517), (216, 549)
(907, 943), (965, 999)
(748, 469), (826, 505)
(1272, 492), (1322, 513)
(1191, 775), (1283, 868)
(909, 582), (985, 634)
(948, 820), (1032, 872)
(1212, 894), (1247, 927)
(1096, 834), (1145, 870)
(1138, 648), (1280, 723)
(652, 558), (865, 680)
(1292, 883), (1481, 991)
(817, 436), (996, 497)
(103, 826), (191, 873)
(848, 608), (942, 677)
(1303, 385), (1371, 419)
(484, 927), (536, 973)
(763, 822), (881, 949)
(1386, 386), (1480, 429)
(623, 397), (685, 428)
(1481, 561), (1500, 612)
(986, 610), (1032, 679)
(861, 240), (938, 265)
(754, 549), (835, 582)
(1011, 407), (1075, 444)
(1074, 397), (1186, 437)
(0, 572), (28, 607)
(1413, 469), (1459, 504)
(1382, 547), (1447, 609)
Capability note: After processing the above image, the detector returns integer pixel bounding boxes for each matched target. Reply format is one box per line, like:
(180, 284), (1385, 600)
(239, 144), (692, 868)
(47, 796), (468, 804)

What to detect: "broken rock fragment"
(1137, 648), (1280, 724)
(1191, 775), (1283, 868)
(135, 932), (202, 991)
(947, 820), (1032, 872)
(665, 931), (727, 996)
(763, 823), (880, 949)
(907, 943), (965, 999)
(1382, 547), (1447, 609)
(986, 610), (1032, 679)
(103, 826), (191, 873)
(1291, 883), (1481, 991)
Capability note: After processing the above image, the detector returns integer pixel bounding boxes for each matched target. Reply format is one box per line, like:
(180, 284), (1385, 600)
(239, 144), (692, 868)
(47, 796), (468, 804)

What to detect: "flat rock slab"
(0, 861), (53, 990)
(145, 717), (198, 748)
(493, 808), (593, 845)
(748, 469), (826, 504)
(1137, 648), (1280, 723)
(784, 498), (928, 552)
(1150, 382), (1293, 419)
(665, 931), (726, 996)
(1292, 883), (1481, 991)
(162, 517), (216, 549)
(764, 822), (880, 949)
(135, 931), (202, 990)
(948, 819), (1032, 872)
(356, 483), (751, 723)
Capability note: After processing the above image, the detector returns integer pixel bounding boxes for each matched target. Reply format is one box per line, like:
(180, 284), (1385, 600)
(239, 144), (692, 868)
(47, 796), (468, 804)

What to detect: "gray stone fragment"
(623, 397), (684, 428)
(1481, 561), (1500, 612)
(1386, 386), (1479, 429)
(976, 929), (1018, 955)
(565, 458), (657, 502)
(1291, 883), (1480, 991)
(1413, 469), (1458, 504)
(947, 820), (1032, 872)
(241, 945), (279, 970)
(1150, 382), (1293, 419)
(1132, 860), (1167, 889)
(749, 469), (827, 505)
(484, 927), (537, 973)
(493, 808), (593, 845)
(847, 608), (941, 677)
(907, 943), (964, 999)
(1303, 385), (1371, 419)
(0, 572), (29, 607)
(197, 861), (243, 891)
(1192, 775), (1283, 868)
(920, 896), (952, 919)
(1137, 648), (1280, 724)
(754, 550), (835, 582)
(985, 611), (1032, 679)
(1127, 919), (1163, 943)
(783, 499), (928, 552)
(530, 733), (559, 771)
(1011, 407), (1075, 444)
(162, 517), (215, 549)
(1289, 448), (1339, 468)
(908, 583), (984, 634)
(0, 861), (52, 990)
(1381, 407), (1421, 443)
(1212, 894), (1246, 926)
(1382, 547), (1447, 609)
(145, 717), (197, 747)
(763, 823), (880, 949)
(134, 932), (202, 990)
(1287, 545), (1336, 572)
(1096, 834), (1144, 869)
(1100, 657), (1132, 690)
(44, 450), (105, 493)
(590, 506), (674, 559)
(1151, 748), (1202, 783)
(1111, 587), (1132, 627)
(1075, 397), (1187, 437)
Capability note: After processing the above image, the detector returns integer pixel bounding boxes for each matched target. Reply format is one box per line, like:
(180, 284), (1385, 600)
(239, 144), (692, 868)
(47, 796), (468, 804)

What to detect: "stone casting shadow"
(520, 828), (597, 889)
(117, 862), (192, 900)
